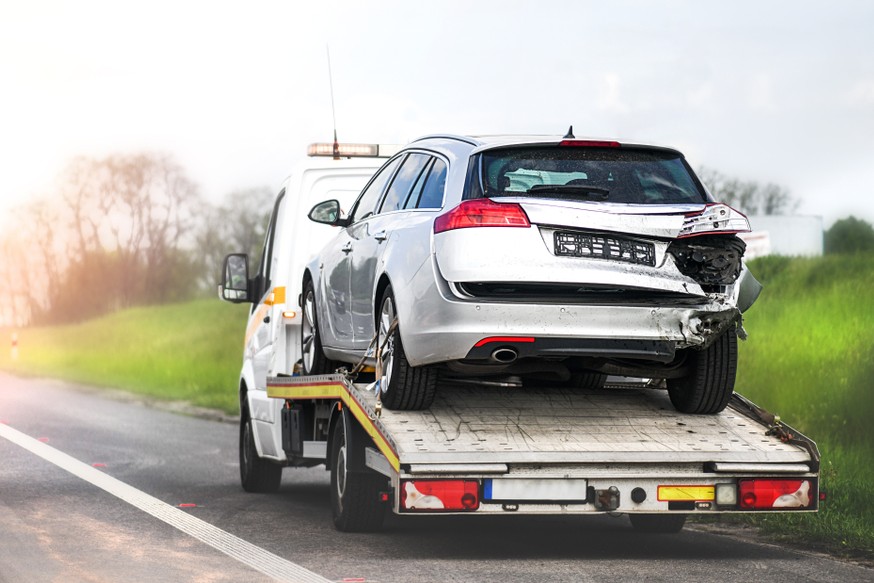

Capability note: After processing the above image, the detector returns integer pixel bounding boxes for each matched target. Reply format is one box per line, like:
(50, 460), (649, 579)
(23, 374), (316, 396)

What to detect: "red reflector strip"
(738, 479), (813, 509)
(401, 480), (480, 512)
(559, 140), (620, 148)
(474, 336), (536, 348)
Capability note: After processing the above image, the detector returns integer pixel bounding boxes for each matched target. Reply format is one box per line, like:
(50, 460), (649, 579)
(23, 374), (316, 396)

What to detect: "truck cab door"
(249, 191), (287, 391)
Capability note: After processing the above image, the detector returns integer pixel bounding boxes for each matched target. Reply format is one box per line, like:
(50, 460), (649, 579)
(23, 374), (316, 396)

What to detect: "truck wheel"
(330, 417), (386, 532)
(629, 514), (687, 533)
(302, 279), (341, 375)
(667, 327), (737, 414)
(377, 286), (438, 410)
(239, 410), (282, 493)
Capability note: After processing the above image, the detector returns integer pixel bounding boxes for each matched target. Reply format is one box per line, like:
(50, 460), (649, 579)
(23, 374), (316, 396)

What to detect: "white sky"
(2, 0), (873, 227)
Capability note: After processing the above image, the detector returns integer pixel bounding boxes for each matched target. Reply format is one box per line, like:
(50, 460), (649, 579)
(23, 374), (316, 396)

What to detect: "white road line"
(0, 422), (332, 583)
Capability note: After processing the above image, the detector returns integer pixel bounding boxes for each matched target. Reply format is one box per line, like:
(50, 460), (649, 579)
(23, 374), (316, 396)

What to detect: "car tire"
(377, 286), (438, 410)
(330, 416), (386, 532)
(239, 408), (282, 493)
(629, 514), (687, 533)
(667, 326), (737, 414)
(302, 279), (342, 375)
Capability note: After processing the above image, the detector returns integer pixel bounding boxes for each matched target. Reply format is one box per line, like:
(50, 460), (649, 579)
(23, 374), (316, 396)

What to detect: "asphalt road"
(0, 372), (870, 583)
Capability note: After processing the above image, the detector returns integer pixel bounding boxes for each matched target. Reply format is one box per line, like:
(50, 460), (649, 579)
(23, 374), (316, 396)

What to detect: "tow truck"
(219, 142), (820, 533)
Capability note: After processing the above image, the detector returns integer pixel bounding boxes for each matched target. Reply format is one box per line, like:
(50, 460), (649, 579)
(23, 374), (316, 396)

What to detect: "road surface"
(0, 372), (869, 582)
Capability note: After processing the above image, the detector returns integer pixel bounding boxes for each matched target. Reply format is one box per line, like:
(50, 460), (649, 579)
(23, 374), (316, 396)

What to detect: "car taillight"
(738, 479), (815, 510)
(400, 480), (480, 512)
(678, 203), (750, 238)
(433, 199), (530, 234)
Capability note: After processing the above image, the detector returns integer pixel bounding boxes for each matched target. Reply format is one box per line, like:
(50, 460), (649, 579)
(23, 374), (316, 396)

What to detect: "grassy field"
(1, 254), (872, 557)
(728, 254), (874, 557)
(0, 299), (251, 413)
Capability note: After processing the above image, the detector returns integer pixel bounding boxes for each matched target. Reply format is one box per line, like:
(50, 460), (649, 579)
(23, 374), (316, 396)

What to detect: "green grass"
(728, 254), (874, 557)
(1, 255), (873, 557)
(0, 299), (250, 413)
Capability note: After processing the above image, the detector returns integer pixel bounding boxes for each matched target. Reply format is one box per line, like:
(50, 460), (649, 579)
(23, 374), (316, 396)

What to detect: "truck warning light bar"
(308, 142), (401, 158)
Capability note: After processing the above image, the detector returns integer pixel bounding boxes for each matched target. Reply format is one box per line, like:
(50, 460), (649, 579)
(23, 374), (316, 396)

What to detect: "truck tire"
(629, 513), (687, 533)
(302, 279), (341, 375)
(667, 327), (737, 414)
(330, 416), (386, 532)
(239, 409), (282, 493)
(377, 286), (438, 410)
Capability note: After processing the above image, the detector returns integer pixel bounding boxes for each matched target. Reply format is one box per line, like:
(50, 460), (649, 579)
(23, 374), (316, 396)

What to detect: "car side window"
(379, 153), (431, 214)
(349, 156), (402, 224)
(412, 158), (447, 209)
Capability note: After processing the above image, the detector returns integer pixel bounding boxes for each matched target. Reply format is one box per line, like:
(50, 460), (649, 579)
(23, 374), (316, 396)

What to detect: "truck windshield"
(476, 146), (707, 205)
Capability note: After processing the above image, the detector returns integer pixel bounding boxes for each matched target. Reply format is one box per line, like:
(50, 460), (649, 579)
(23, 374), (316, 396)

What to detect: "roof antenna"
(327, 44), (340, 159)
(563, 125), (575, 139)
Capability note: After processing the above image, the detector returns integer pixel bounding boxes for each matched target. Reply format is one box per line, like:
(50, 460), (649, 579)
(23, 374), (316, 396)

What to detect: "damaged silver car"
(303, 133), (761, 414)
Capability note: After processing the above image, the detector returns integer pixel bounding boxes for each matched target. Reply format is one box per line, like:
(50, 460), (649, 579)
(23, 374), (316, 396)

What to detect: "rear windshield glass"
(474, 146), (707, 205)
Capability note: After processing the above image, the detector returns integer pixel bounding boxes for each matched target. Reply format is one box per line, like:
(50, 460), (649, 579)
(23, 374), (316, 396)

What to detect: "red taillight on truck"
(738, 479), (815, 510)
(400, 480), (480, 512)
(433, 199), (530, 234)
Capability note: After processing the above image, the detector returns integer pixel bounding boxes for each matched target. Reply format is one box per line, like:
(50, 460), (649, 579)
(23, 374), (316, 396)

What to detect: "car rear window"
(472, 146), (707, 205)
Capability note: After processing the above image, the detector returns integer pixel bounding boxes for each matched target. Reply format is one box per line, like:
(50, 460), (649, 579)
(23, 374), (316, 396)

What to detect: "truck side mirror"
(219, 253), (252, 303)
(308, 199), (347, 226)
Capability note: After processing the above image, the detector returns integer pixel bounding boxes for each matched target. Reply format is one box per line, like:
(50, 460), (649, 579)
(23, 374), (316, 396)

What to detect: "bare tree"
(193, 186), (273, 293)
(696, 167), (799, 215)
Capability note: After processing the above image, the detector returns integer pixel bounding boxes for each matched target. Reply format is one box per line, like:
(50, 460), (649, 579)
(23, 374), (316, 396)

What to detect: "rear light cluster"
(656, 479), (816, 510)
(738, 479), (814, 510)
(678, 203), (751, 238)
(433, 199), (530, 234)
(400, 480), (480, 512)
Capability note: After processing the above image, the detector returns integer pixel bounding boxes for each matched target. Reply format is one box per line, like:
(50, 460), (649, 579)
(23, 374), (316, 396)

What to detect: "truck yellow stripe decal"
(267, 381), (400, 472)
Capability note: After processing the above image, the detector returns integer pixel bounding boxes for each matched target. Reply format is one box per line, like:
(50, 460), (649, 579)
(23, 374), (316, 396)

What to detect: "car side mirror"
(308, 199), (347, 226)
(219, 253), (252, 303)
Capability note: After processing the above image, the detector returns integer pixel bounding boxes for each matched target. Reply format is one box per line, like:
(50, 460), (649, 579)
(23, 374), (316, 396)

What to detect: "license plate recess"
(554, 231), (655, 266)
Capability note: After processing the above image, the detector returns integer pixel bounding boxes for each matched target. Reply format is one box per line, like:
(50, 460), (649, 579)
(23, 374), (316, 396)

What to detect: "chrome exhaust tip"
(490, 347), (519, 364)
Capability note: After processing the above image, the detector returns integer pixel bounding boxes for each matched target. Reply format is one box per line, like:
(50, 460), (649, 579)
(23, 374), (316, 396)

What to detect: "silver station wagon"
(302, 133), (761, 414)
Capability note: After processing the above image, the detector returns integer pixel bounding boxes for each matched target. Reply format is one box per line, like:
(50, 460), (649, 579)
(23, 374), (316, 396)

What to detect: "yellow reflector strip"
(657, 485), (715, 502)
(264, 286), (286, 306)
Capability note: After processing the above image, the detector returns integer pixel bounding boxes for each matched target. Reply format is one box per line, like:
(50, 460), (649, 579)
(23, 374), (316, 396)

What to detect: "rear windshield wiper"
(525, 184), (610, 200)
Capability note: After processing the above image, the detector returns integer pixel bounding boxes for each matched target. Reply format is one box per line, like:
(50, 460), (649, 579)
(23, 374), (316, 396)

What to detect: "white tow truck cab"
(219, 143), (820, 533)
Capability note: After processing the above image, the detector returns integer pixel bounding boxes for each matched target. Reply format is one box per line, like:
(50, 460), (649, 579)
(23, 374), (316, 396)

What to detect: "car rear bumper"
(398, 290), (740, 367)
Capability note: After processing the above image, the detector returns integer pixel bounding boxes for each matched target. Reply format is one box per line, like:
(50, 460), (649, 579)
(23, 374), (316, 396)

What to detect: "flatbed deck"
(267, 375), (816, 472)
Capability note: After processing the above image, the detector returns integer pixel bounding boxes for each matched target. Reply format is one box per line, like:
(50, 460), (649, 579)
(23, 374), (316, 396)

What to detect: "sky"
(1, 0), (873, 227)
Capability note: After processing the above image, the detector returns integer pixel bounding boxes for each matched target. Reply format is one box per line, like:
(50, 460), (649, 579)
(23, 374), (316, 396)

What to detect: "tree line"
(0, 153), (272, 326)
(2, 153), (868, 327)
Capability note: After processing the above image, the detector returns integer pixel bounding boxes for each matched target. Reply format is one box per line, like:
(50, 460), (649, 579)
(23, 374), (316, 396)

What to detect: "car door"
(318, 156), (402, 350)
(349, 153), (433, 348)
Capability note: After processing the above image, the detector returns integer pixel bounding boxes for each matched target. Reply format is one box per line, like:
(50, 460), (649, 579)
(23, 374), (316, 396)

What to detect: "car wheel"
(301, 279), (341, 375)
(330, 416), (386, 532)
(239, 408), (282, 493)
(629, 514), (687, 533)
(667, 326), (737, 414)
(377, 286), (438, 410)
